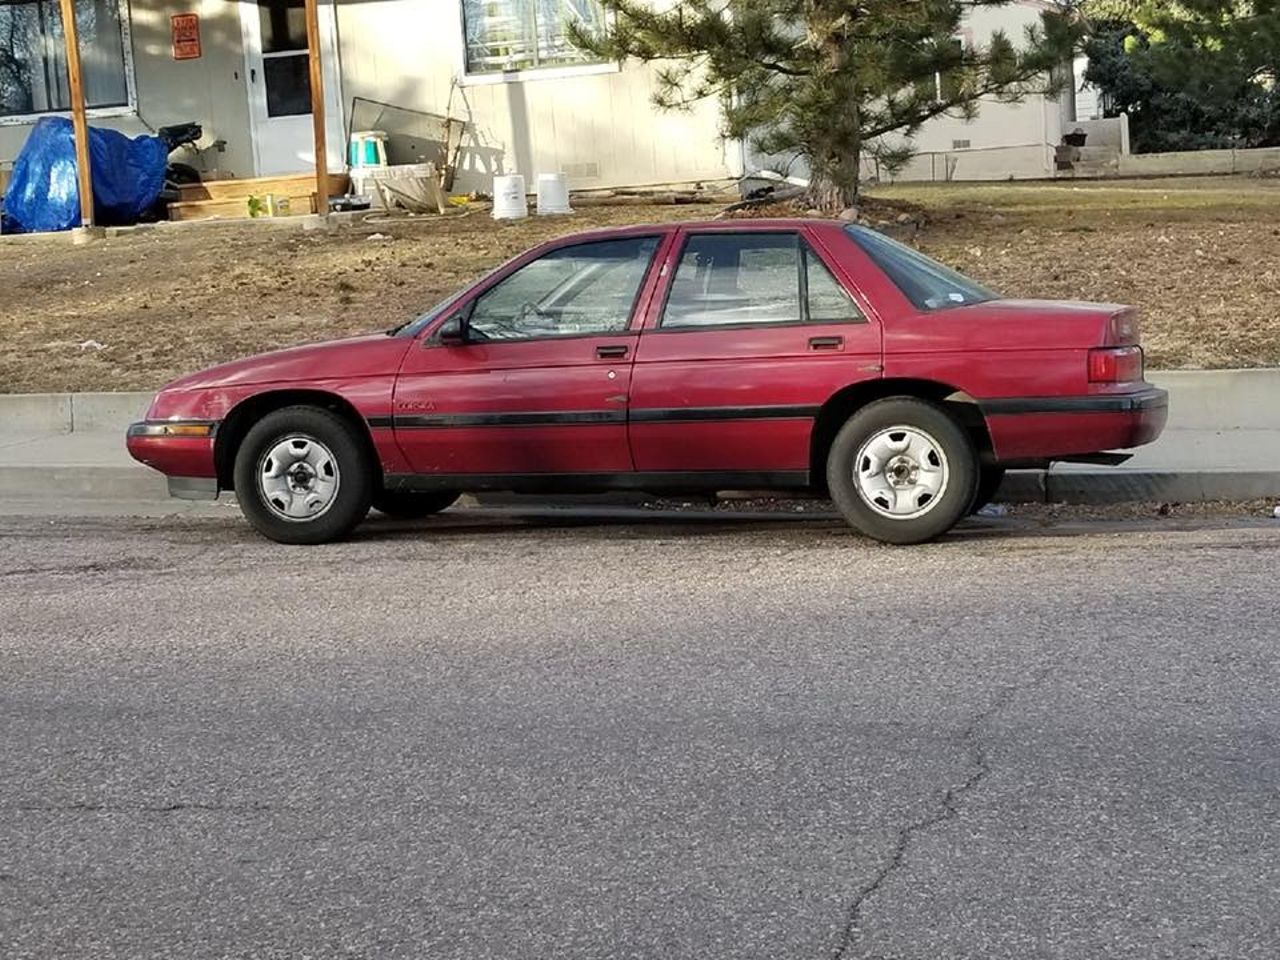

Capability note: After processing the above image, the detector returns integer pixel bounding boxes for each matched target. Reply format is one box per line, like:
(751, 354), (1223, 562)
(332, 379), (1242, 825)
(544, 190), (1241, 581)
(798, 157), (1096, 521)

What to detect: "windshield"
(844, 225), (997, 311)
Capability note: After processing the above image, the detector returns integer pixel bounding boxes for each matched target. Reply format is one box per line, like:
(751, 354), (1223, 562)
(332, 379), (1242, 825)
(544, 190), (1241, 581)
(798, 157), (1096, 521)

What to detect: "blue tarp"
(2, 117), (168, 233)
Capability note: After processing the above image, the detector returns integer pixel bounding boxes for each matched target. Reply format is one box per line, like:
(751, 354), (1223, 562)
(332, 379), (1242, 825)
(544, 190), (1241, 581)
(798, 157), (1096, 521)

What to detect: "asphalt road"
(2, 508), (1279, 960)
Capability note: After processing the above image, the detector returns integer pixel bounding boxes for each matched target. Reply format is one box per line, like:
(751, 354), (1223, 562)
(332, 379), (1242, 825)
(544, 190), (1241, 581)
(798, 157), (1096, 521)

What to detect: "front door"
(239, 0), (346, 176)
(628, 228), (883, 479)
(392, 235), (668, 481)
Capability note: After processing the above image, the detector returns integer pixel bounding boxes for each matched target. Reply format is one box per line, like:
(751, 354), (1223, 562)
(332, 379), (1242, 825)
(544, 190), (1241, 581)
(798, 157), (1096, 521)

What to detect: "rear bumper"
(980, 388), (1169, 462)
(125, 421), (219, 496)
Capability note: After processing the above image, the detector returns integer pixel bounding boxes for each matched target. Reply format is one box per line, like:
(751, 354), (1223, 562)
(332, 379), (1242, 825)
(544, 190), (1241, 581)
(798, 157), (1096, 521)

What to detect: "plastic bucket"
(492, 174), (528, 220)
(536, 173), (572, 215)
(348, 131), (388, 169)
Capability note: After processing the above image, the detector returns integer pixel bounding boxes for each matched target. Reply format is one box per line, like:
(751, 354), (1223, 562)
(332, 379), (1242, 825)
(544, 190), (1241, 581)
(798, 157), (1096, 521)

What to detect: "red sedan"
(127, 219), (1167, 545)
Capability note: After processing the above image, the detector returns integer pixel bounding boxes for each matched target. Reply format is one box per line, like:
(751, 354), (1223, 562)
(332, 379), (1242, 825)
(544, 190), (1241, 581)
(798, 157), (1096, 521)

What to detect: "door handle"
(596, 345), (629, 359)
(809, 336), (843, 350)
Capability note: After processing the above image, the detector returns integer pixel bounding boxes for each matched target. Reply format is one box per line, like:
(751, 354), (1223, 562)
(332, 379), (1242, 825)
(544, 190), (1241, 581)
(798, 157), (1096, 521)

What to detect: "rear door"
(628, 226), (883, 479)
(393, 234), (667, 479)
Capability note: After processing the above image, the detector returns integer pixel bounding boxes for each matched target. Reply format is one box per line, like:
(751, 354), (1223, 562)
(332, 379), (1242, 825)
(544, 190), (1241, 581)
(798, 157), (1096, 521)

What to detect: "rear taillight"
(1089, 345), (1144, 383)
(1106, 309), (1141, 345)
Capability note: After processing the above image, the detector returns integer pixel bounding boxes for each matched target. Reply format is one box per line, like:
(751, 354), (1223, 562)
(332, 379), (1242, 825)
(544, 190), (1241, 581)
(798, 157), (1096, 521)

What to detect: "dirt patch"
(0, 204), (701, 394)
(878, 177), (1280, 370)
(2, 175), (1278, 393)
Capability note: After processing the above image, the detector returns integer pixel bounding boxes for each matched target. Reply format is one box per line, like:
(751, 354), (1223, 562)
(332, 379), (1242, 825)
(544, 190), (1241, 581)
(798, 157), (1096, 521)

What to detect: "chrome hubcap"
(257, 435), (340, 522)
(854, 426), (949, 519)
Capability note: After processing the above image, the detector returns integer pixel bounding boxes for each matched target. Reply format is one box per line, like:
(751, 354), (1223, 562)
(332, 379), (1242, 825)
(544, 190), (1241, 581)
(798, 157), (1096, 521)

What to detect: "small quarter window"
(805, 246), (864, 323)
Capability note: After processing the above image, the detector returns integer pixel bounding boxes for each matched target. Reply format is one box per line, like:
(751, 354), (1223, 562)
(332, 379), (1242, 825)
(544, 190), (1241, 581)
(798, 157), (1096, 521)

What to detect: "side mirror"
(436, 314), (468, 345)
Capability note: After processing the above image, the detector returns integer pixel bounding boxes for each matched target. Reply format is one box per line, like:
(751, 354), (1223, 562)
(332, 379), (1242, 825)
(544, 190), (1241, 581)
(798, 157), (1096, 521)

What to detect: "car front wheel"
(233, 405), (374, 545)
(826, 397), (977, 545)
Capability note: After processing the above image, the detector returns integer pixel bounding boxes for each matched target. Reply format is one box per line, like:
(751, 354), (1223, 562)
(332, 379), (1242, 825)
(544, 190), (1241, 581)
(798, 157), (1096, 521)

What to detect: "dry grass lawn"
(2, 175), (1278, 394)
(889, 177), (1280, 371)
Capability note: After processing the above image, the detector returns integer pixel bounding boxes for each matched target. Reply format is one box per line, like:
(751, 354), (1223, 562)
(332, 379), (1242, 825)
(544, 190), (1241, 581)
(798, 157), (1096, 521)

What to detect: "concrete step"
(1078, 146), (1121, 163)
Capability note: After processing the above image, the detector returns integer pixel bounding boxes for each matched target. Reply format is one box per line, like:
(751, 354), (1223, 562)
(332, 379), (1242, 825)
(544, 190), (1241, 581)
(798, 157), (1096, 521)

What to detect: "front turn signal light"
(163, 423), (215, 437)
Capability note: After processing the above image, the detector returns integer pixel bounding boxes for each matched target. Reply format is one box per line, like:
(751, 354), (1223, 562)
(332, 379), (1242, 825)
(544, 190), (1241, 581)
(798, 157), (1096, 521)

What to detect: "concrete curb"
(1, 369), (1277, 507)
(0, 367), (1275, 432)
(1041, 470), (1280, 504)
(1, 463), (1274, 507)
(0, 392), (152, 433)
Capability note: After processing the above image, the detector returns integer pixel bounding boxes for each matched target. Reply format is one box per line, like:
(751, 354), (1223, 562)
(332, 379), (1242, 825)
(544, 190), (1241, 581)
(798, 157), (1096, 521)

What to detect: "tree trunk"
(808, 131), (862, 213)
(808, 172), (859, 212)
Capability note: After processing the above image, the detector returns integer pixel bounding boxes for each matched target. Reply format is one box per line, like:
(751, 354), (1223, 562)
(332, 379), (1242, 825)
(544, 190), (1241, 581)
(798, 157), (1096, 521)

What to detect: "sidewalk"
(1, 371), (1278, 509)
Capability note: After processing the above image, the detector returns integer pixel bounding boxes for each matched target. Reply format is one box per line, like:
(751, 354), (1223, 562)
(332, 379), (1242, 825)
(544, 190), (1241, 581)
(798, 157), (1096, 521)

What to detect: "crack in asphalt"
(830, 667), (1052, 960)
(0, 558), (165, 579)
(10, 801), (276, 814)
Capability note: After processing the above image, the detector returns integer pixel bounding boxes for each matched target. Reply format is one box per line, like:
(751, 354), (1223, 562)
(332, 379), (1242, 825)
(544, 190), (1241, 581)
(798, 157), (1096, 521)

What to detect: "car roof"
(549, 217), (844, 243)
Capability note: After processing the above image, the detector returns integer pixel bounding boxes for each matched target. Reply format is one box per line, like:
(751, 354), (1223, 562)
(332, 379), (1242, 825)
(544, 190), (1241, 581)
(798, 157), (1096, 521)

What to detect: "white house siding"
(864, 1), (1065, 183)
(1, 0), (1076, 198)
(0, 0), (255, 179)
(332, 0), (731, 194)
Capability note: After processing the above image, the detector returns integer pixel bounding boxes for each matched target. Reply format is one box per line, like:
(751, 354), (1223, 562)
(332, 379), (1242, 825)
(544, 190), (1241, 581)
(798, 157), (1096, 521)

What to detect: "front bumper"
(126, 420), (220, 498)
(980, 387), (1169, 462)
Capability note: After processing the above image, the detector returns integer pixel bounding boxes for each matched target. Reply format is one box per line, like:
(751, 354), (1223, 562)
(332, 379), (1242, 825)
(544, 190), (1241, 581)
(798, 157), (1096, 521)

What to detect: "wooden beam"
(57, 0), (94, 227)
(304, 0), (329, 218)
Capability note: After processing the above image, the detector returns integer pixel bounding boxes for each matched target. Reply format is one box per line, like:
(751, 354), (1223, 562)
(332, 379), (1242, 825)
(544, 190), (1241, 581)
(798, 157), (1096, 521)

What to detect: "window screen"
(462, 0), (606, 74)
(0, 0), (130, 117)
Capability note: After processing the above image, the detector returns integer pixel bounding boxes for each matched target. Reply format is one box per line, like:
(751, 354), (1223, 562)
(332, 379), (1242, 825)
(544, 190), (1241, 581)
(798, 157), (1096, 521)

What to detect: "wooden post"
(304, 0), (329, 217)
(57, 0), (94, 227)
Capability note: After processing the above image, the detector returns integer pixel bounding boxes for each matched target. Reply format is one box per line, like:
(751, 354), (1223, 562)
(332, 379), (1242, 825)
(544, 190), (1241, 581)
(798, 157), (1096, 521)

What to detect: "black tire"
(970, 466), (1007, 514)
(372, 490), (459, 519)
(826, 397), (978, 545)
(166, 162), (203, 186)
(233, 405), (374, 544)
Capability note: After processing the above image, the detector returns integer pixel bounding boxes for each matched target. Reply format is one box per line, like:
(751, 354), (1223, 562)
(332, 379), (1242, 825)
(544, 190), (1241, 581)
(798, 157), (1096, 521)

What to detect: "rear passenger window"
(663, 234), (801, 328)
(661, 233), (863, 328)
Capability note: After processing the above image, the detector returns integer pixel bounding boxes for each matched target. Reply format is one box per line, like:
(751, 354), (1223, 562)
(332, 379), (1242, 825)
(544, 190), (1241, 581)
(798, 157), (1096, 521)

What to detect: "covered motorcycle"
(2, 117), (169, 233)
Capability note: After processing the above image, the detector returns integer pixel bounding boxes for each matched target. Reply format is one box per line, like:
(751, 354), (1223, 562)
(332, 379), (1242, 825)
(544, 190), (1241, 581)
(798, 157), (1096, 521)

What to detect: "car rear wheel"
(970, 466), (1007, 514)
(233, 406), (373, 544)
(826, 397), (977, 545)
(372, 491), (460, 519)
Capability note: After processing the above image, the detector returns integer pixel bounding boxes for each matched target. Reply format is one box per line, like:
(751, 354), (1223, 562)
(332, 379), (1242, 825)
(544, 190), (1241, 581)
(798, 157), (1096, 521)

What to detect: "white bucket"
(492, 174), (528, 220)
(536, 173), (573, 215)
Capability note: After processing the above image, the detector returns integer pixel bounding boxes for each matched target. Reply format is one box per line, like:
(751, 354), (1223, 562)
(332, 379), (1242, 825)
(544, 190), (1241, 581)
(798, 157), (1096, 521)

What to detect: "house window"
(0, 0), (131, 120)
(462, 0), (606, 75)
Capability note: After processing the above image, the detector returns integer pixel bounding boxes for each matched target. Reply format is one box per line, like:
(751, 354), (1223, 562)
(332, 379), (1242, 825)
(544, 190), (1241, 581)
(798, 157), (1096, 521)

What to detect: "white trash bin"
(536, 173), (573, 215)
(492, 174), (528, 220)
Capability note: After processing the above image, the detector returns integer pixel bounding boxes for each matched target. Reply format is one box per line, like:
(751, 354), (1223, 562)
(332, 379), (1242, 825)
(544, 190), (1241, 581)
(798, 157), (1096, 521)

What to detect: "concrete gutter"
(1, 369), (1277, 507)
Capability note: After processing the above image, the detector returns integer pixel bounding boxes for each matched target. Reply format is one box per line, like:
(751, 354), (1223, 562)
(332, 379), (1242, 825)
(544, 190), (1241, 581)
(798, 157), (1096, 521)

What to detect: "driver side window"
(468, 237), (660, 341)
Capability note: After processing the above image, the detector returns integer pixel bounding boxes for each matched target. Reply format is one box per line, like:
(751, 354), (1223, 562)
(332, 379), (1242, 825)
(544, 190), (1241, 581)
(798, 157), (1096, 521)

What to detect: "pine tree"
(574, 1), (1084, 208)
(1083, 1), (1280, 151)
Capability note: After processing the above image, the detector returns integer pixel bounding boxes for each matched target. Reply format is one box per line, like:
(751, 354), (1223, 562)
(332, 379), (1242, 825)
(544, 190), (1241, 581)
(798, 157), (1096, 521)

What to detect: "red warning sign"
(172, 14), (201, 61)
